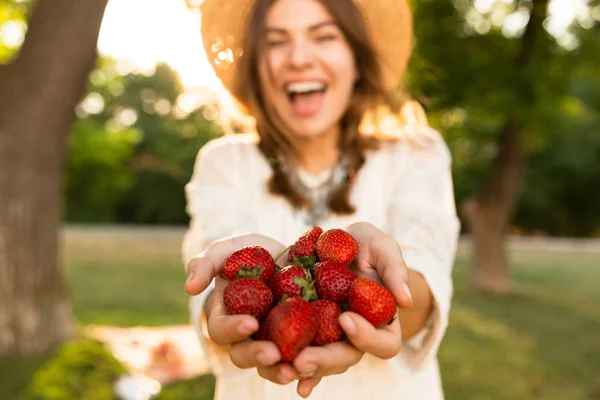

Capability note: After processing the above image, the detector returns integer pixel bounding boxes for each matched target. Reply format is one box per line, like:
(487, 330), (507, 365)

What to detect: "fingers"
(207, 313), (258, 346)
(369, 235), (412, 307)
(344, 223), (411, 307)
(185, 239), (235, 296)
(205, 276), (259, 345)
(339, 311), (402, 359)
(185, 253), (218, 295)
(257, 363), (298, 385)
(297, 377), (322, 398)
(229, 340), (281, 369)
(185, 234), (286, 296)
(293, 342), (364, 378)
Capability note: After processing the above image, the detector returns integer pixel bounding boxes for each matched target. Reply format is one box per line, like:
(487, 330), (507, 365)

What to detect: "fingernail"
(237, 321), (254, 335)
(256, 351), (272, 366)
(339, 315), (356, 335)
(186, 271), (194, 284)
(278, 370), (295, 384)
(403, 283), (413, 302)
(298, 364), (316, 378)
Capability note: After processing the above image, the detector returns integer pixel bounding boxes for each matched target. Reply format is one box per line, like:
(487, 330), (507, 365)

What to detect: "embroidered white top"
(181, 119), (460, 400)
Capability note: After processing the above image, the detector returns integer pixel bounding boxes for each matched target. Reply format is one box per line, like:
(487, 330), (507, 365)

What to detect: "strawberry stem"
(274, 245), (291, 263)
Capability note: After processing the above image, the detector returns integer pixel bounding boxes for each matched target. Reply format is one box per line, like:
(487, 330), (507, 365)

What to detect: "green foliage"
(0, 0), (32, 63)
(65, 59), (222, 224)
(406, 0), (600, 236)
(66, 119), (141, 222)
(156, 374), (215, 400)
(19, 338), (126, 400)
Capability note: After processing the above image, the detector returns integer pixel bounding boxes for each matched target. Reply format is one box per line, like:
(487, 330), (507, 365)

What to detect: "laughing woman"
(182, 0), (460, 399)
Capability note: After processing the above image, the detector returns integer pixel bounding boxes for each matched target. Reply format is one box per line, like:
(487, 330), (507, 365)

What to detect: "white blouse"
(181, 118), (461, 399)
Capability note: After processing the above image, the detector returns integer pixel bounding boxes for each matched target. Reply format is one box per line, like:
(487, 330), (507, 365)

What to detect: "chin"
(290, 124), (334, 140)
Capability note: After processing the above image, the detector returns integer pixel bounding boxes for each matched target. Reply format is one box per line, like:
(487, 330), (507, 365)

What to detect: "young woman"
(183, 0), (460, 398)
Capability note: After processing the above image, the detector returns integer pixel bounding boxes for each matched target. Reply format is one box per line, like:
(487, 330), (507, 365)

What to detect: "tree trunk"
(0, 0), (109, 357)
(461, 0), (548, 294)
(461, 122), (525, 293)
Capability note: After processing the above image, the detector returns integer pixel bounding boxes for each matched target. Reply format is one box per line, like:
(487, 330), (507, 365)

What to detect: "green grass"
(1, 229), (599, 399)
(441, 251), (600, 400)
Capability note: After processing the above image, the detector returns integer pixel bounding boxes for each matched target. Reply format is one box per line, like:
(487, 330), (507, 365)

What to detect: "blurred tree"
(0, 0), (108, 357)
(407, 0), (600, 292)
(71, 59), (222, 224)
(65, 119), (142, 222)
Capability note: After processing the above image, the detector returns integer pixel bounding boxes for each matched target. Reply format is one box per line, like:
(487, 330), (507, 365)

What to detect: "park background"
(0, 0), (599, 399)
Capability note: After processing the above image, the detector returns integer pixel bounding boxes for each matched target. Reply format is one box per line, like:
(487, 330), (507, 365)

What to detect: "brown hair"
(233, 0), (404, 215)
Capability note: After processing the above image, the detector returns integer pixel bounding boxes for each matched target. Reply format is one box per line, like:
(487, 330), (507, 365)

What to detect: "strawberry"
(315, 229), (358, 267)
(312, 259), (341, 275)
(223, 278), (273, 321)
(348, 277), (397, 328)
(314, 262), (356, 304)
(288, 226), (323, 268)
(271, 265), (317, 303)
(311, 300), (343, 345)
(266, 298), (318, 362)
(222, 245), (277, 285)
(252, 320), (271, 341)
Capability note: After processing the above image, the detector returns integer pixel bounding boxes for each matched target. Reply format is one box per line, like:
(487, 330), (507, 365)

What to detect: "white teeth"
(285, 81), (326, 94)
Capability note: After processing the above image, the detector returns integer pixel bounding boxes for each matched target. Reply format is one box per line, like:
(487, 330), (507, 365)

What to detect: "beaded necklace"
(270, 154), (355, 225)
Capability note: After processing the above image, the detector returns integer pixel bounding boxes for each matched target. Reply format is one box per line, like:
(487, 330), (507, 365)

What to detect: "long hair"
(232, 0), (407, 214)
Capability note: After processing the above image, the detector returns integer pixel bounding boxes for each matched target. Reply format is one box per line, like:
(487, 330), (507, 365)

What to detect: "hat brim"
(200, 0), (413, 99)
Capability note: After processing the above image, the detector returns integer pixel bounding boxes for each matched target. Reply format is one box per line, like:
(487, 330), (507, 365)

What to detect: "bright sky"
(97, 0), (222, 91)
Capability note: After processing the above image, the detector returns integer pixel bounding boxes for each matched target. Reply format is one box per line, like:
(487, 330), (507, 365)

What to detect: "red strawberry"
(314, 262), (356, 304)
(222, 245), (276, 284)
(312, 259), (341, 275)
(288, 226), (323, 268)
(311, 300), (343, 345)
(315, 229), (358, 267)
(252, 320), (271, 341)
(266, 298), (318, 362)
(223, 278), (273, 321)
(349, 277), (397, 328)
(271, 265), (317, 303)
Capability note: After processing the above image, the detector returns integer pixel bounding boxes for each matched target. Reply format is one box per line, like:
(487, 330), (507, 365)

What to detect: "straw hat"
(200, 0), (413, 103)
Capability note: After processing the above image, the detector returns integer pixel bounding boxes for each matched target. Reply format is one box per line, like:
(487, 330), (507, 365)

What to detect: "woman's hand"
(184, 225), (413, 398)
(292, 222), (412, 397)
(185, 234), (300, 386)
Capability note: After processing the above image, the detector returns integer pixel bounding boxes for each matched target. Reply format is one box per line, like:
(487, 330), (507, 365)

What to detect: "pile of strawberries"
(221, 227), (397, 362)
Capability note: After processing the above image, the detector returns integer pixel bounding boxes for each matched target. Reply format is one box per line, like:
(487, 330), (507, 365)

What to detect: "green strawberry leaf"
(302, 256), (317, 269)
(236, 265), (263, 279)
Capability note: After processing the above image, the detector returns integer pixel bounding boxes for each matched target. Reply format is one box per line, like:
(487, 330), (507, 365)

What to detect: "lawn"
(1, 227), (599, 399)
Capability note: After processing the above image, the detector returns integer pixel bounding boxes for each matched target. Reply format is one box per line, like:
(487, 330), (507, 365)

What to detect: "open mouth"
(284, 81), (327, 117)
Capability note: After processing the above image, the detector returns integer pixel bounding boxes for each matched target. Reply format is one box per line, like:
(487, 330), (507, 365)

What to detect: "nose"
(288, 37), (314, 70)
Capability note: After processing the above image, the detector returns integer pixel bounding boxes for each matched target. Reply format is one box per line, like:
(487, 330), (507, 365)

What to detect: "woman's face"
(258, 0), (358, 141)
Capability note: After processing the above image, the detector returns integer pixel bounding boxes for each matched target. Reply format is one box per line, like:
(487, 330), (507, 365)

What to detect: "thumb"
(185, 254), (218, 295)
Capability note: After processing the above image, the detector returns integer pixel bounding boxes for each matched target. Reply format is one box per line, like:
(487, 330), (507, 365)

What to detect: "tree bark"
(0, 0), (109, 357)
(461, 122), (525, 293)
(461, 0), (548, 294)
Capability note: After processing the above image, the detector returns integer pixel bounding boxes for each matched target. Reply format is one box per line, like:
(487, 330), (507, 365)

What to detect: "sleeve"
(181, 138), (258, 379)
(387, 123), (461, 372)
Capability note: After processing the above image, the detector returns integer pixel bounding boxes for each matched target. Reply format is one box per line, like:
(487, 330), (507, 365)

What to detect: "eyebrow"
(265, 21), (337, 35)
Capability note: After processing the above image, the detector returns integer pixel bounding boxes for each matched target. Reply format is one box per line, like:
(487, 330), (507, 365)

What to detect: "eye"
(266, 40), (286, 48)
(316, 34), (337, 42)
(264, 33), (288, 48)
